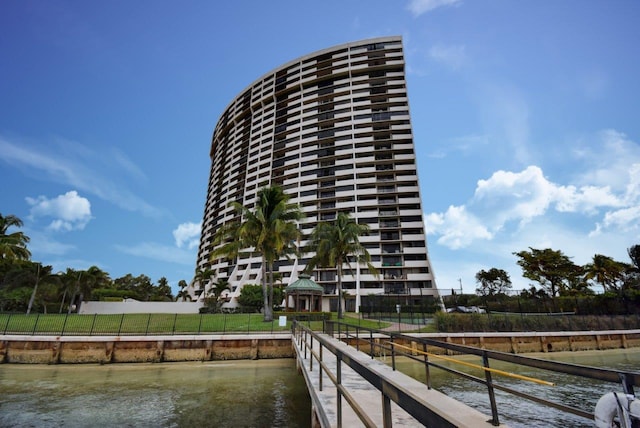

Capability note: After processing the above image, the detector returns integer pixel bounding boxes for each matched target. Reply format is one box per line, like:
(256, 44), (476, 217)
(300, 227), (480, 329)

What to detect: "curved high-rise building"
(195, 36), (440, 311)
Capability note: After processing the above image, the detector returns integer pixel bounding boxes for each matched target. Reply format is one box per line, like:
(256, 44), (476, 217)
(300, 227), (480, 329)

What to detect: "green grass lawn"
(0, 312), (391, 336)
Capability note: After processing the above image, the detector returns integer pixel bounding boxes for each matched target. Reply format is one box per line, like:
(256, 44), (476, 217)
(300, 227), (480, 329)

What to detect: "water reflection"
(0, 359), (311, 428)
(393, 348), (640, 428)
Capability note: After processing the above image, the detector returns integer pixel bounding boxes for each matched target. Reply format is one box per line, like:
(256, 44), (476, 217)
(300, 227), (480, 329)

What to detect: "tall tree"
(176, 279), (191, 301)
(152, 277), (174, 301)
(622, 245), (640, 291)
(211, 186), (302, 322)
(26, 263), (58, 314)
(583, 254), (627, 294)
(304, 212), (377, 319)
(475, 268), (512, 296)
(58, 268), (80, 313)
(0, 213), (31, 261)
(628, 245), (640, 270)
(207, 278), (230, 301)
(193, 268), (216, 299)
(513, 248), (582, 298)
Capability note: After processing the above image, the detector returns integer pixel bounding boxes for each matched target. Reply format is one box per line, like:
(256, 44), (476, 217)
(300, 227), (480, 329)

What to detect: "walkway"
(293, 329), (506, 427)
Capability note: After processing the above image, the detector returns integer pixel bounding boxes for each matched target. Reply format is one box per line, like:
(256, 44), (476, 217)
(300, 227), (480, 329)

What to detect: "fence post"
(117, 314), (125, 336)
(223, 313), (227, 334)
(90, 313), (97, 336)
(3, 313), (10, 335)
(145, 314), (151, 335)
(172, 313), (177, 335)
(198, 313), (203, 334)
(61, 313), (69, 336)
(32, 314), (40, 335)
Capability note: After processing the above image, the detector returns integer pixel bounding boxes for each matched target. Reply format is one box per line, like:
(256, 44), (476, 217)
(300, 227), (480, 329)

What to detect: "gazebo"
(285, 274), (323, 312)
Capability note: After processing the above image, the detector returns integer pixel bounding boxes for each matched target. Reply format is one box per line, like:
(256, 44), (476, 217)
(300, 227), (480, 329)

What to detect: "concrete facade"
(195, 36), (440, 311)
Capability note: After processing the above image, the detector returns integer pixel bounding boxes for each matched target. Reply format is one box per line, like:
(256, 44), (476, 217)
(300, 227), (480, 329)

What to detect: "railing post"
(356, 326), (360, 352)
(197, 313), (203, 334)
(382, 393), (392, 428)
(318, 342), (323, 391)
(390, 335), (396, 371)
(482, 351), (500, 426)
(336, 352), (343, 428)
(309, 335), (314, 371)
(423, 342), (431, 389)
(370, 329), (374, 359)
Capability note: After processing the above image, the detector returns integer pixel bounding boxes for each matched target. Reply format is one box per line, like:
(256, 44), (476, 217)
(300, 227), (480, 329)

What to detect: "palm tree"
(583, 254), (627, 294)
(208, 278), (231, 301)
(304, 212), (377, 319)
(211, 186), (302, 322)
(26, 263), (58, 314)
(193, 268), (216, 299)
(0, 213), (31, 261)
(58, 268), (79, 313)
(175, 279), (192, 301)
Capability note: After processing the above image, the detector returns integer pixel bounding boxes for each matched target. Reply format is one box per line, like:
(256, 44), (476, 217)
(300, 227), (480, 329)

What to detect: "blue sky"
(1, 0), (639, 295)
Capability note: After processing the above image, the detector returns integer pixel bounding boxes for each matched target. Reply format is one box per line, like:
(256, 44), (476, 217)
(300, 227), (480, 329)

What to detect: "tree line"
(470, 246), (640, 315)
(0, 213), (175, 313)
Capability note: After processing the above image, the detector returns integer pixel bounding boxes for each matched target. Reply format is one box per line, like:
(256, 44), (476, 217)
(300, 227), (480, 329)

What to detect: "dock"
(292, 325), (506, 427)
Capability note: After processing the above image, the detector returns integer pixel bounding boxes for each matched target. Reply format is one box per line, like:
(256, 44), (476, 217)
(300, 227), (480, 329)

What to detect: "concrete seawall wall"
(1, 330), (639, 364)
(0, 334), (294, 364)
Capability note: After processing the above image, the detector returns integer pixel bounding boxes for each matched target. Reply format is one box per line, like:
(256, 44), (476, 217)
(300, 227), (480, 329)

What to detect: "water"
(394, 348), (640, 427)
(1, 350), (638, 427)
(0, 359), (311, 428)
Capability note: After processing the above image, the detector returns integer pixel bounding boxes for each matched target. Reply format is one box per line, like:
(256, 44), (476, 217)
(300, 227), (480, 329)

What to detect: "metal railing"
(0, 312), (323, 336)
(292, 320), (460, 427)
(326, 321), (640, 426)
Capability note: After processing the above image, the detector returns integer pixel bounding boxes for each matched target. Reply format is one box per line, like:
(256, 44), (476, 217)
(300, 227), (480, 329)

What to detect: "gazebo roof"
(285, 274), (324, 294)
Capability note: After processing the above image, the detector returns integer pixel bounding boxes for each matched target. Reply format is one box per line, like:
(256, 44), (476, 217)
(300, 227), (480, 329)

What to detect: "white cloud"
(425, 205), (492, 249)
(173, 222), (202, 249)
(426, 160), (636, 250)
(429, 44), (467, 70)
(0, 135), (162, 218)
(407, 0), (461, 17)
(26, 190), (92, 231)
(572, 130), (640, 191)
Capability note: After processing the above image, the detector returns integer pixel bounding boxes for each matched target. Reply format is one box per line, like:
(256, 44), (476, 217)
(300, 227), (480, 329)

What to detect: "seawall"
(0, 334), (294, 364)
(1, 330), (639, 364)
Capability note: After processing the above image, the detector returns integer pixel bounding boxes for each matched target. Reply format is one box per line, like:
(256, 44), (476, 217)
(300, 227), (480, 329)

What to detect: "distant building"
(195, 36), (441, 311)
